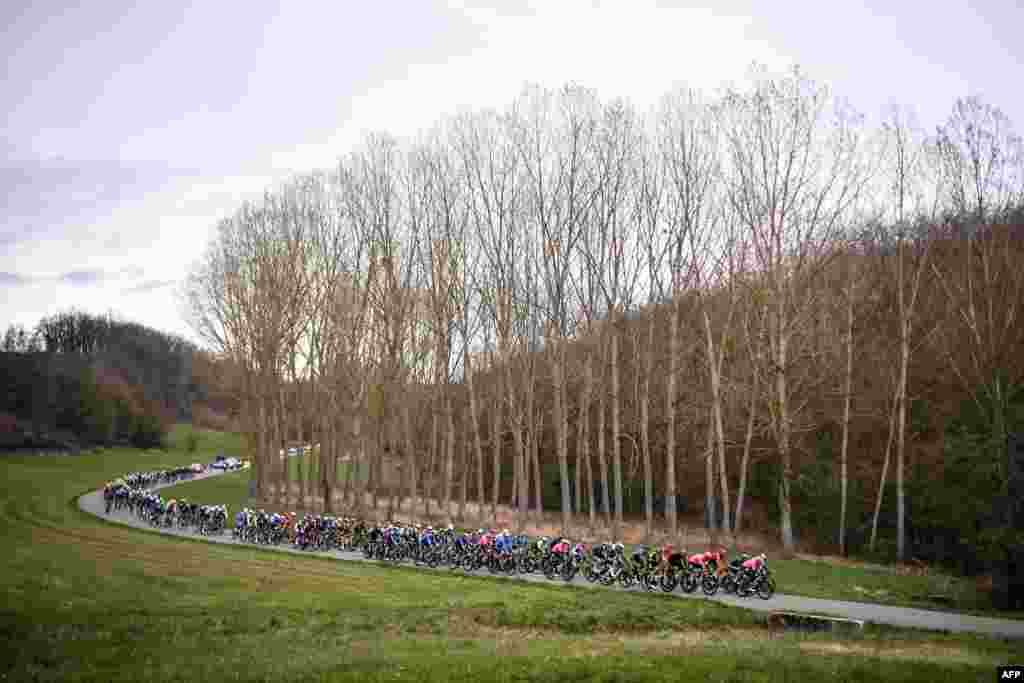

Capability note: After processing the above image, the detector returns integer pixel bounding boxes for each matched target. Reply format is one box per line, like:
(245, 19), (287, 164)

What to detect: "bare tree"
(933, 96), (1024, 222)
(837, 243), (856, 556)
(574, 96), (645, 535)
(930, 218), (1024, 489)
(732, 277), (769, 536)
(720, 64), (871, 550)
(454, 106), (529, 527)
(515, 84), (604, 532)
(656, 86), (720, 535)
(869, 106), (935, 558)
(632, 119), (670, 538)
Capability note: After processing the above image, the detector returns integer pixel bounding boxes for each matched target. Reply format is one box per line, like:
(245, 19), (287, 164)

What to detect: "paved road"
(77, 471), (1024, 640)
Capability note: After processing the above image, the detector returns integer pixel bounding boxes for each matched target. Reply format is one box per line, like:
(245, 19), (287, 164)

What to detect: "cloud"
(0, 158), (205, 247)
(58, 266), (144, 287)
(60, 269), (107, 286)
(122, 279), (177, 294)
(0, 272), (29, 286)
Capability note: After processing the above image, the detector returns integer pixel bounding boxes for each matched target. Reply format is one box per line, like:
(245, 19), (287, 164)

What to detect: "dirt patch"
(794, 553), (896, 573)
(441, 610), (770, 656)
(798, 640), (985, 664)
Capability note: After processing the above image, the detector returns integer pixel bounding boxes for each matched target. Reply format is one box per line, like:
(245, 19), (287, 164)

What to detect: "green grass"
(0, 426), (1019, 681)
(166, 422), (245, 458)
(763, 553), (1023, 620)
(166, 424), (363, 506)
(283, 449), (365, 486)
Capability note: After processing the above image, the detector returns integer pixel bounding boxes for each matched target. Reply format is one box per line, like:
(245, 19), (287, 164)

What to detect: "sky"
(2, 0), (1022, 348)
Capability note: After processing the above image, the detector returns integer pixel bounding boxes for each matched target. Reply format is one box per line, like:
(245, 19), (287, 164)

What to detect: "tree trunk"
(705, 311), (731, 535)
(404, 404), (417, 520)
(353, 414), (365, 516)
(597, 340), (611, 523)
(839, 286), (854, 556)
(466, 353), (487, 527)
(776, 322), (796, 551)
(532, 401), (543, 524)
(445, 391), (456, 520)
(296, 383), (306, 510)
(734, 376), (757, 537)
(642, 312), (655, 539)
(553, 340), (573, 532)
(328, 406), (338, 514)
(611, 320), (623, 537)
(870, 396), (899, 551)
(510, 373), (528, 529)
(342, 412), (354, 508)
(574, 376), (585, 517)
(705, 414), (717, 535)
(277, 383), (287, 506)
(493, 359), (506, 523)
(321, 406), (332, 515)
(371, 411), (382, 515)
(427, 402), (438, 519)
(896, 319), (909, 561)
(257, 385), (268, 502)
(459, 413), (468, 523)
(665, 298), (680, 534)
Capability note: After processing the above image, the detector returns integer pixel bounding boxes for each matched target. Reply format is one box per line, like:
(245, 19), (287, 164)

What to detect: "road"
(77, 470), (1024, 640)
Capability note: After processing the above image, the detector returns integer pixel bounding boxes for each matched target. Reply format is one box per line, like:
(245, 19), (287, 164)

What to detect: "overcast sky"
(2, 0), (1022, 347)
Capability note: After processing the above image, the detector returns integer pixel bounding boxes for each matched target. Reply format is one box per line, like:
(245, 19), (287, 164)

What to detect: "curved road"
(78, 470), (1024, 640)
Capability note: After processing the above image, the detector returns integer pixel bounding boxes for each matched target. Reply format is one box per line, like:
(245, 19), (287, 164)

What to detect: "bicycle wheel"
(757, 576), (775, 600)
(701, 574), (720, 596)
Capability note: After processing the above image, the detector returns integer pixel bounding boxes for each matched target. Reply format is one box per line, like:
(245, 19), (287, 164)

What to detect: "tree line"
(0, 309), (215, 448)
(180, 63), (1024, 567)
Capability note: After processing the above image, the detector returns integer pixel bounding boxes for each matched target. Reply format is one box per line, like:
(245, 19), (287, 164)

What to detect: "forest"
(0, 310), (240, 449)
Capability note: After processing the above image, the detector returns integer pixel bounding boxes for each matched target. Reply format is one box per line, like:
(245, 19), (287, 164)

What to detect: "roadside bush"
(93, 365), (171, 448)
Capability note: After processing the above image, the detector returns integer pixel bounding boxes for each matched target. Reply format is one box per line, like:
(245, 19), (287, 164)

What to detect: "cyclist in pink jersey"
(742, 553), (766, 570)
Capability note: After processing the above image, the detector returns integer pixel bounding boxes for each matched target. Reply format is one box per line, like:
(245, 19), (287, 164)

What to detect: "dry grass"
(797, 640), (992, 666)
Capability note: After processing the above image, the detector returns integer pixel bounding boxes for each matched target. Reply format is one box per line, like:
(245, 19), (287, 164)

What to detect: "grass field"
(0, 424), (1018, 681)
